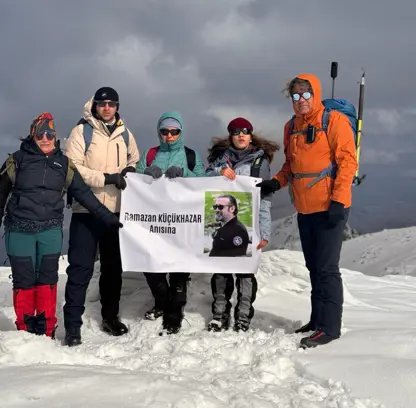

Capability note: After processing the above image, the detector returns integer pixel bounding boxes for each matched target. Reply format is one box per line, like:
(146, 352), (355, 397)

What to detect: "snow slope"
(341, 226), (416, 277)
(0, 237), (415, 407)
(267, 213), (359, 251)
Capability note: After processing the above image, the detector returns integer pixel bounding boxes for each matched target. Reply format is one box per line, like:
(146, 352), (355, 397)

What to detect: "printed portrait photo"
(203, 191), (253, 257)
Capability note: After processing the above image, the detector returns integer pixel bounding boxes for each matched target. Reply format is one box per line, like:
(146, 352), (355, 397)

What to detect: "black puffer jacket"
(0, 137), (118, 232)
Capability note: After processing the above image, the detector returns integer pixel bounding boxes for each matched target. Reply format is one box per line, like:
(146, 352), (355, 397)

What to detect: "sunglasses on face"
(213, 204), (230, 210)
(159, 128), (181, 136)
(34, 130), (56, 141)
(229, 128), (251, 136)
(291, 91), (313, 102)
(95, 100), (118, 108)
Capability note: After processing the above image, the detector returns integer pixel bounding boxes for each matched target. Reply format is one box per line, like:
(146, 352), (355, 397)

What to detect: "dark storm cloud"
(0, 0), (415, 232)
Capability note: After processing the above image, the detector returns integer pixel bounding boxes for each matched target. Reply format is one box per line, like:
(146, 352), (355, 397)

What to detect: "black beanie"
(94, 87), (119, 102)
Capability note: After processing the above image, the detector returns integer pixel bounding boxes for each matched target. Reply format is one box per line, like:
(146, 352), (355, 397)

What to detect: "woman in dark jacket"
(0, 112), (122, 339)
(205, 117), (280, 332)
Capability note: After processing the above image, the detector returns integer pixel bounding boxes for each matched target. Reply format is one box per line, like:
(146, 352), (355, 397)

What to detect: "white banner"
(119, 173), (262, 274)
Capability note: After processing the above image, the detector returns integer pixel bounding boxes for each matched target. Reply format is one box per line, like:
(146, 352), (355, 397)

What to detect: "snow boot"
(13, 287), (36, 333)
(207, 311), (231, 332)
(102, 317), (128, 336)
(64, 326), (82, 347)
(35, 284), (58, 338)
(295, 321), (316, 334)
(234, 321), (250, 332)
(300, 330), (339, 348)
(144, 306), (164, 321)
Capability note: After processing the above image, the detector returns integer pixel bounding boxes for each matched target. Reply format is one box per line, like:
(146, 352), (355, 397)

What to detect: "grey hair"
(281, 77), (312, 98)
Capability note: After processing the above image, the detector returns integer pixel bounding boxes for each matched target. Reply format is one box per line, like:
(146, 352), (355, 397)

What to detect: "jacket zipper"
(116, 143), (120, 167)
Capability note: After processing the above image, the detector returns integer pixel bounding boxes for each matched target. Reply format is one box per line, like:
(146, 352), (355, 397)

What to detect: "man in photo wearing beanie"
(63, 87), (139, 346)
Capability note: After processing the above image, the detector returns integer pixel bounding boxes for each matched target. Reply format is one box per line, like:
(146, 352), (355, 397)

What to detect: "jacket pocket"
(116, 144), (120, 168)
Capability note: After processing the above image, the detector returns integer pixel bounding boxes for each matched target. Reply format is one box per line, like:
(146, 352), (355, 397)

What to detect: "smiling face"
(213, 196), (236, 224)
(33, 131), (56, 153)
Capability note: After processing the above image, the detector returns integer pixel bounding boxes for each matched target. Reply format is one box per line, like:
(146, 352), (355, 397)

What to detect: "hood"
(20, 135), (61, 156)
(293, 73), (324, 120)
(157, 110), (185, 151)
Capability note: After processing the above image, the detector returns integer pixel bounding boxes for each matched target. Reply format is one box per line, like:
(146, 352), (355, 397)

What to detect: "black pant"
(297, 209), (349, 337)
(63, 213), (122, 329)
(144, 272), (190, 324)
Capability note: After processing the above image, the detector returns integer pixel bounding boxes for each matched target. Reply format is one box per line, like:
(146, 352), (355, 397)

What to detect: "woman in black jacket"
(0, 112), (122, 339)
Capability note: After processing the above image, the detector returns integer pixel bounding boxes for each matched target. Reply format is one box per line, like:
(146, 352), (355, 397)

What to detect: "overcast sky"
(1, 0), (415, 233)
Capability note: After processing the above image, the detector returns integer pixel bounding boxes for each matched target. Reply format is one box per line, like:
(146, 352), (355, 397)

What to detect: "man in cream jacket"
(63, 87), (139, 347)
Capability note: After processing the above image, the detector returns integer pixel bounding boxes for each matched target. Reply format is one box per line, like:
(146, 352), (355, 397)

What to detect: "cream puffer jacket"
(64, 97), (140, 213)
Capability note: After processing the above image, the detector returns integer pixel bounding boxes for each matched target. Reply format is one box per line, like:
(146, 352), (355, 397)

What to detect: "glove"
(165, 166), (183, 179)
(256, 179), (281, 195)
(256, 239), (268, 250)
(104, 173), (127, 190)
(144, 165), (163, 179)
(220, 168), (236, 180)
(121, 166), (136, 177)
(328, 201), (345, 225)
(105, 214), (123, 231)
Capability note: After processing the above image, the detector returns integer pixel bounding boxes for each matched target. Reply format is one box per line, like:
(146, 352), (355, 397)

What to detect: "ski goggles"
(95, 100), (118, 108)
(159, 128), (181, 136)
(34, 130), (56, 141)
(291, 91), (313, 102)
(213, 204), (231, 210)
(229, 128), (251, 136)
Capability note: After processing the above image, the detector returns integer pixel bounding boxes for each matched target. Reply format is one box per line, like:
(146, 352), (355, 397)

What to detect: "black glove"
(256, 179), (281, 195)
(144, 165), (163, 179)
(105, 214), (124, 231)
(104, 173), (127, 190)
(165, 166), (183, 179)
(328, 201), (345, 225)
(121, 166), (136, 177)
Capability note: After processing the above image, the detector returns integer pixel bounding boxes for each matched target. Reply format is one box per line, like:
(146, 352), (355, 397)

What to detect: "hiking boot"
(64, 327), (82, 347)
(102, 317), (128, 336)
(207, 319), (224, 332)
(234, 321), (250, 332)
(300, 330), (339, 348)
(144, 306), (164, 321)
(294, 321), (316, 334)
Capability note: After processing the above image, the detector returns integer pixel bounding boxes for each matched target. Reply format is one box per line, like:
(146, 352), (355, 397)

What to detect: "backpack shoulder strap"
(122, 129), (129, 147)
(146, 146), (160, 167)
(0, 154), (16, 185)
(62, 157), (75, 196)
(250, 155), (264, 178)
(184, 146), (196, 171)
(76, 119), (93, 154)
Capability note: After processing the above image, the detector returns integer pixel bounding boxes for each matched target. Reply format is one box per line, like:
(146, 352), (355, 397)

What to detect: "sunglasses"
(159, 128), (181, 136)
(229, 128), (251, 136)
(34, 130), (56, 141)
(213, 204), (231, 210)
(291, 92), (313, 102)
(95, 100), (118, 108)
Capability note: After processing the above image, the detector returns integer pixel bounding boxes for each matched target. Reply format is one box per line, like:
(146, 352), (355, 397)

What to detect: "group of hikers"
(0, 72), (357, 349)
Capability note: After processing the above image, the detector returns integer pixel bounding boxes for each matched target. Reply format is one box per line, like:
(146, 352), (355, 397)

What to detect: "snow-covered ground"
(1, 227), (416, 407)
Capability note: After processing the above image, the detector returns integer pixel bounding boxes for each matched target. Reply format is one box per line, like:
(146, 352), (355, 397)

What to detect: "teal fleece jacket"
(136, 111), (205, 177)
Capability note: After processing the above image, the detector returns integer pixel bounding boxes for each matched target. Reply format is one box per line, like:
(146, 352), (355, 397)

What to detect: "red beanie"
(227, 117), (253, 133)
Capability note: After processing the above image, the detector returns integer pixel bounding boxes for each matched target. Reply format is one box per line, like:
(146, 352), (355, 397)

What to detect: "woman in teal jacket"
(136, 111), (205, 334)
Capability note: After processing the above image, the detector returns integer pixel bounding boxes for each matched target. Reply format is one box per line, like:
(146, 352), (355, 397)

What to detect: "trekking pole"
(353, 69), (366, 185)
(330, 61), (338, 98)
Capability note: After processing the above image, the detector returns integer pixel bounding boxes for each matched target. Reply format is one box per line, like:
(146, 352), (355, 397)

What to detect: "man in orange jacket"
(257, 73), (357, 348)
